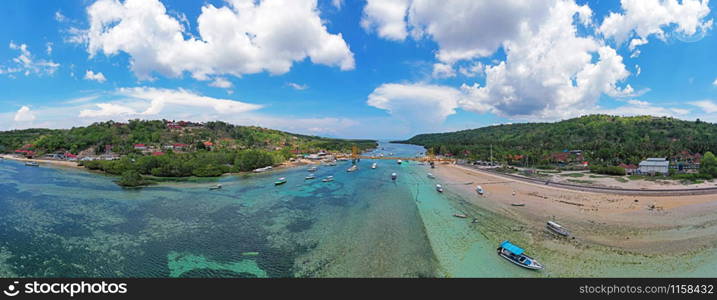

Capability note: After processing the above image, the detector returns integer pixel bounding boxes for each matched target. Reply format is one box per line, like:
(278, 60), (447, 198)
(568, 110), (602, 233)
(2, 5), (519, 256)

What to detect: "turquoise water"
(1, 142), (715, 277)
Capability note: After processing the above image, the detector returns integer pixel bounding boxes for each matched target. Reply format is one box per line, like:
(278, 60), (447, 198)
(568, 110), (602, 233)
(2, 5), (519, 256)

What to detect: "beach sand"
(1, 154), (81, 168)
(433, 164), (717, 254)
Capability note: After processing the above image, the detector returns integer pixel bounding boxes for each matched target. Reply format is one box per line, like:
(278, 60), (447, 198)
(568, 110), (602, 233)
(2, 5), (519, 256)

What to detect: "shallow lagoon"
(1, 142), (715, 277)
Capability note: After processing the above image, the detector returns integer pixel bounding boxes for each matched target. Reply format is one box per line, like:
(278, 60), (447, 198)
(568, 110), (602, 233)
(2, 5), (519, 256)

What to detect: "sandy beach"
(0, 154), (81, 168)
(433, 164), (717, 254)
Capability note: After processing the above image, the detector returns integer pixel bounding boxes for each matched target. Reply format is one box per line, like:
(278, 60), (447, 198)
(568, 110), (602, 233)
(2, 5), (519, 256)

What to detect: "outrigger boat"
(274, 177), (287, 185)
(307, 166), (318, 172)
(453, 213), (468, 219)
(546, 221), (570, 237)
(347, 165), (358, 172)
(305, 174), (316, 180)
(322, 176), (334, 182)
(436, 184), (444, 193)
(391, 172), (397, 181)
(511, 203), (526, 207)
(371, 162), (377, 169)
(476, 185), (484, 195)
(496, 240), (544, 270)
(25, 161), (39, 167)
(209, 184), (222, 190)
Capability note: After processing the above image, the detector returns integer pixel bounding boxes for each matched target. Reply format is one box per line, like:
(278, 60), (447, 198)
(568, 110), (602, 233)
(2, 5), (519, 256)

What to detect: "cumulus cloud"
(0, 42), (60, 76)
(599, 0), (713, 49)
(209, 77), (232, 89)
(79, 0), (354, 81)
(14, 106), (36, 122)
(431, 63), (455, 79)
(367, 83), (462, 127)
(361, 0), (411, 41)
(713, 78), (717, 86)
(84, 70), (106, 83)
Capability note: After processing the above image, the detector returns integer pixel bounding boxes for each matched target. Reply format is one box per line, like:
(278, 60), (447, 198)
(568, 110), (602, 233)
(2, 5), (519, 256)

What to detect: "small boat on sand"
(347, 165), (358, 172)
(511, 203), (525, 207)
(476, 185), (484, 195)
(322, 176), (334, 182)
(305, 174), (316, 180)
(546, 221), (570, 237)
(25, 161), (40, 167)
(436, 184), (444, 193)
(497, 240), (544, 270)
(371, 162), (377, 169)
(453, 213), (467, 218)
(391, 173), (397, 181)
(274, 178), (287, 185)
(427, 173), (435, 179)
(209, 184), (222, 190)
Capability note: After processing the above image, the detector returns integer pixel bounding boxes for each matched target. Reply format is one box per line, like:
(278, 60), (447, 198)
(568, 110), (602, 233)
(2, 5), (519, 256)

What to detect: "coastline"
(431, 163), (717, 254)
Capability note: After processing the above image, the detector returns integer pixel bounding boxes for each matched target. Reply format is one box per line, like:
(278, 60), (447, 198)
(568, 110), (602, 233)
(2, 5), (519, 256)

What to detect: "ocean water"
(1, 142), (715, 278)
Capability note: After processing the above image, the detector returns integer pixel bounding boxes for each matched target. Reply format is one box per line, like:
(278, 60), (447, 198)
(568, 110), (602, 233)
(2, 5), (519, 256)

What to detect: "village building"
(638, 158), (669, 175)
(618, 163), (638, 175)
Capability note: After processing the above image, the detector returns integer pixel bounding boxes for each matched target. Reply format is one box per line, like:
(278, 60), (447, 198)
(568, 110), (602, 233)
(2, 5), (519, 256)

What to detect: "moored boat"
(274, 177), (287, 185)
(209, 184), (222, 190)
(371, 162), (377, 169)
(496, 240), (544, 270)
(436, 184), (444, 193)
(427, 173), (435, 179)
(397, 159), (402, 165)
(391, 172), (397, 180)
(511, 203), (525, 207)
(453, 213), (468, 218)
(546, 221), (570, 237)
(322, 176), (334, 182)
(305, 174), (316, 180)
(347, 165), (358, 172)
(476, 185), (484, 195)
(25, 161), (39, 167)
(308, 166), (318, 172)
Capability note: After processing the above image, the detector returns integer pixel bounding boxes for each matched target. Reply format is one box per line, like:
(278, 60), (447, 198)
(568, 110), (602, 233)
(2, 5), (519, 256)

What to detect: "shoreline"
(432, 163), (717, 254)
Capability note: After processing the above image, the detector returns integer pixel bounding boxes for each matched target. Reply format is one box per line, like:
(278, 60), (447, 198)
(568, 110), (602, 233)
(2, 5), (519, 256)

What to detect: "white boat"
(453, 213), (468, 218)
(209, 184), (222, 190)
(25, 161), (39, 167)
(427, 173), (435, 179)
(497, 240), (544, 270)
(347, 165), (358, 172)
(436, 184), (444, 193)
(397, 159), (402, 165)
(322, 176), (334, 182)
(546, 221), (570, 237)
(476, 185), (484, 195)
(371, 162), (377, 169)
(305, 174), (316, 180)
(253, 166), (273, 173)
(308, 166), (318, 172)
(274, 178), (287, 185)
(391, 172), (397, 180)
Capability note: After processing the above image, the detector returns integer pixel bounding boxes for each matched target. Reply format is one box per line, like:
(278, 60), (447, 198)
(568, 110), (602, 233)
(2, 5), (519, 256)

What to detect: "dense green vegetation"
(589, 165), (626, 176)
(1, 120), (376, 184)
(400, 115), (717, 166)
(1, 119), (376, 156)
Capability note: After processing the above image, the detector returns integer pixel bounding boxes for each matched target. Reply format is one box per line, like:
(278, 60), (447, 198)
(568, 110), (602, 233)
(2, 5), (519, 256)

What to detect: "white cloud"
(84, 70), (107, 83)
(79, 103), (136, 118)
(287, 82), (309, 90)
(13, 106), (36, 122)
(431, 63), (455, 79)
(209, 77), (232, 89)
(367, 83), (461, 128)
(0, 42), (60, 76)
(599, 0), (713, 48)
(691, 100), (717, 113)
(361, 0), (411, 41)
(45, 42), (53, 55)
(331, 0), (343, 9)
(55, 11), (68, 23)
(457, 62), (484, 78)
(713, 78), (717, 86)
(81, 0), (354, 81)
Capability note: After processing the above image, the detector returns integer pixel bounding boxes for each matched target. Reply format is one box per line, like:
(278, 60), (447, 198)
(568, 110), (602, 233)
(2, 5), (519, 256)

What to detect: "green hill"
(400, 115), (717, 165)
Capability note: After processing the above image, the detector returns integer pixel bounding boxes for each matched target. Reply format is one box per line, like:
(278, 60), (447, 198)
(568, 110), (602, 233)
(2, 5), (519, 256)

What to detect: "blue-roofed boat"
(496, 240), (544, 270)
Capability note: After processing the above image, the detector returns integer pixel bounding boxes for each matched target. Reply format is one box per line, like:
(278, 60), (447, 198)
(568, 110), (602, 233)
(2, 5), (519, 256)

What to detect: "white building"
(638, 158), (669, 175)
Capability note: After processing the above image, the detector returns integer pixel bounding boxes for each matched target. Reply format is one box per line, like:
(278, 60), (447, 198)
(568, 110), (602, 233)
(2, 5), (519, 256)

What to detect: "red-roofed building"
(15, 149), (35, 158)
(618, 163), (637, 174)
(173, 143), (189, 150)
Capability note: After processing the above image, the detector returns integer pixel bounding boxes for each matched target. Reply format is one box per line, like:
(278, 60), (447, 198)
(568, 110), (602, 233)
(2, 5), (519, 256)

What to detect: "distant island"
(0, 120), (377, 186)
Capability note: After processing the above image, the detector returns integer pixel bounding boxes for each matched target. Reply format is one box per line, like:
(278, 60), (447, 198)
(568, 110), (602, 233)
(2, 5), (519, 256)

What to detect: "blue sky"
(1, 0), (716, 139)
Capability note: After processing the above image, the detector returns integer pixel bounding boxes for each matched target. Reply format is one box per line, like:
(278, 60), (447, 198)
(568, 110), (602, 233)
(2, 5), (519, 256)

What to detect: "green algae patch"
(167, 252), (267, 278)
